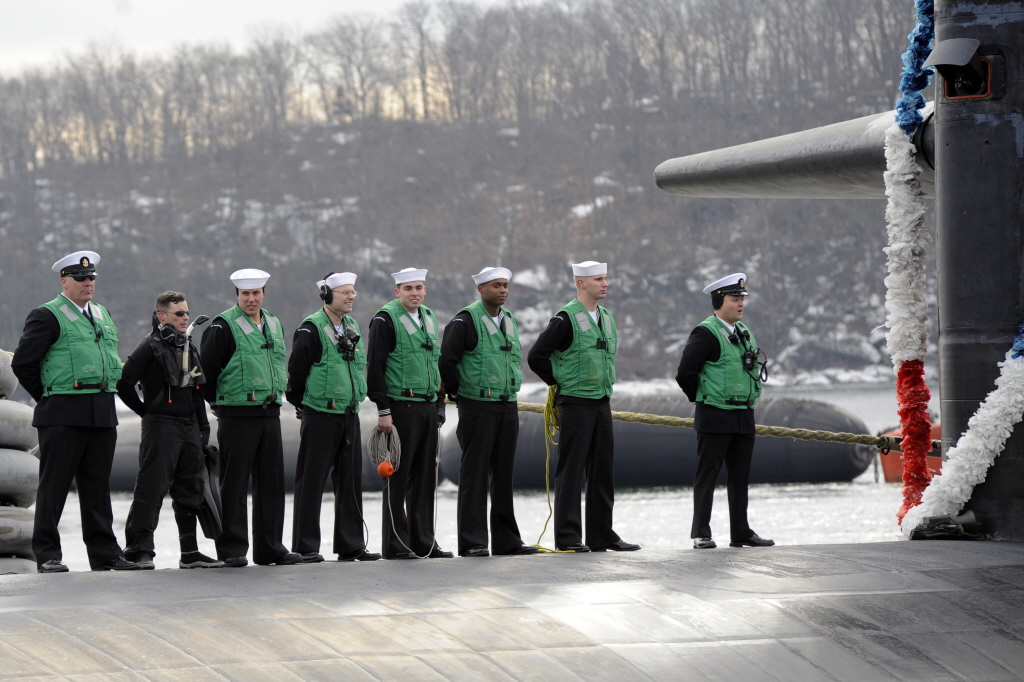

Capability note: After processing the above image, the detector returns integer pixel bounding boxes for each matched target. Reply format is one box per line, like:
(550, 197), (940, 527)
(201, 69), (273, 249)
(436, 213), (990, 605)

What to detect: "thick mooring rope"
(515, 401), (937, 454)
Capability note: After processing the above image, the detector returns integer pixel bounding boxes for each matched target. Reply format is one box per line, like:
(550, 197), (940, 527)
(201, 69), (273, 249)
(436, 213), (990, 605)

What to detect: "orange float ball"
(377, 461), (395, 478)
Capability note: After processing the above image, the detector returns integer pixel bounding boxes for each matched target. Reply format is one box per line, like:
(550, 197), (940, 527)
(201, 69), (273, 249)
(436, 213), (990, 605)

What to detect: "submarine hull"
(441, 396), (875, 488)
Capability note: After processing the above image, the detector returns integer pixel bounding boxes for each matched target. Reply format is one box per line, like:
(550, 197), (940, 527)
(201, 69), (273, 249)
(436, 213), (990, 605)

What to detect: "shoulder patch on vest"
(399, 315), (419, 336)
(91, 305), (104, 321)
(574, 311), (592, 332)
(424, 315), (436, 336)
(59, 304), (79, 322)
(322, 324), (339, 347)
(481, 315), (500, 335)
(234, 316), (255, 335)
(266, 316), (278, 334)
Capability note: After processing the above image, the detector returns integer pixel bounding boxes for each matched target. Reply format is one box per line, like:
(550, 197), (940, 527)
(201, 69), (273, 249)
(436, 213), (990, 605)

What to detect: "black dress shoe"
(299, 552), (325, 563)
(99, 556), (142, 571)
(37, 559), (69, 573)
(272, 552), (304, 565)
(386, 551), (419, 560)
(428, 546), (454, 558)
(222, 556), (249, 568)
(593, 540), (641, 552)
(556, 542), (590, 553)
(730, 533), (775, 548)
(125, 554), (155, 570)
(461, 546), (490, 558)
(505, 545), (540, 556)
(338, 549), (382, 562)
(179, 551), (224, 569)
(693, 537), (717, 549)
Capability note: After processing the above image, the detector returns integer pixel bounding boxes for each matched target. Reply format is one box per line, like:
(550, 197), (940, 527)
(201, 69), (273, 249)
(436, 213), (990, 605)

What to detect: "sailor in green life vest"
(676, 273), (774, 550)
(527, 261), (640, 554)
(366, 267), (453, 560)
(200, 268), (302, 568)
(11, 251), (141, 573)
(286, 271), (381, 563)
(439, 267), (539, 558)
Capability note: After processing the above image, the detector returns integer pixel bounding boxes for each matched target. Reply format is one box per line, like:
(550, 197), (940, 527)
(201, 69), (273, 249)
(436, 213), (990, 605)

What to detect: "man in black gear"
(676, 272), (773, 550)
(286, 272), (380, 563)
(117, 291), (223, 569)
(439, 266), (537, 558)
(13, 250), (140, 572)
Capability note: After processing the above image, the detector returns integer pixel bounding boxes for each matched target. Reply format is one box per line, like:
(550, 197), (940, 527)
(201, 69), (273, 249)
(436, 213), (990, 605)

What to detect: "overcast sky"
(0, 0), (422, 76)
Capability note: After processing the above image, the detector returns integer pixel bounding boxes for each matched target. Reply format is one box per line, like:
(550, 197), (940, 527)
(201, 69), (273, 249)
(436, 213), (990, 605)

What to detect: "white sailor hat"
(471, 266), (512, 286)
(392, 267), (427, 285)
(703, 272), (748, 296)
(571, 260), (607, 277)
(52, 250), (100, 277)
(230, 268), (271, 289)
(317, 272), (357, 291)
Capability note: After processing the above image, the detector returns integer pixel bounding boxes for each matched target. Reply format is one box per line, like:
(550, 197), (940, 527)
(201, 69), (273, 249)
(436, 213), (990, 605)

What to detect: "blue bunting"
(1010, 325), (1024, 359)
(895, 0), (935, 136)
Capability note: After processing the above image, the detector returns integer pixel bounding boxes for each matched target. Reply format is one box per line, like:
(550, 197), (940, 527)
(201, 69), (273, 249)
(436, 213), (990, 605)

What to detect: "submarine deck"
(0, 541), (1022, 681)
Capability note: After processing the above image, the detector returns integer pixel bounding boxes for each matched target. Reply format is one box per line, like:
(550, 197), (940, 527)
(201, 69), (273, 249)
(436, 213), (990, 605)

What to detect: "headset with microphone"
(319, 271), (336, 305)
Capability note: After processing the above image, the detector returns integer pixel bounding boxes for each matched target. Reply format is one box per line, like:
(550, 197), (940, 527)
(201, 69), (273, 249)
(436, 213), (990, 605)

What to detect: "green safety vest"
(380, 298), (441, 402)
(696, 315), (762, 410)
(300, 309), (367, 413)
(213, 305), (286, 406)
(38, 295), (121, 396)
(455, 300), (523, 402)
(551, 298), (617, 399)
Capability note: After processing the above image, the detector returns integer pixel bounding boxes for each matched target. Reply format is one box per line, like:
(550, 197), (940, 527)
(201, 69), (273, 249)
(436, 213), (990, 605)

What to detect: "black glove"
(446, 394), (458, 406)
(295, 407), (303, 421)
(202, 444), (220, 467)
(436, 400), (446, 426)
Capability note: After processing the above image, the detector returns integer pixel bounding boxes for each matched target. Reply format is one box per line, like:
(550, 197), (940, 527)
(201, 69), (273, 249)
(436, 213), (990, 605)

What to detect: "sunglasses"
(161, 310), (190, 317)
(71, 274), (97, 282)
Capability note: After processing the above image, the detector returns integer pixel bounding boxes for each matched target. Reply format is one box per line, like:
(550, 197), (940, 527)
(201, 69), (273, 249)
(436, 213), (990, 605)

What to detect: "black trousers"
(215, 415), (289, 564)
(456, 403), (524, 555)
(291, 409), (366, 557)
(554, 402), (620, 549)
(33, 425), (122, 570)
(691, 431), (755, 540)
(381, 401), (438, 557)
(124, 415), (206, 559)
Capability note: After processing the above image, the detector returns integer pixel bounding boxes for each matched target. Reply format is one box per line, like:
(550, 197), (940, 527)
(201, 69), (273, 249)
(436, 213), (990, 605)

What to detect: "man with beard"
(200, 269), (301, 567)
(287, 272), (380, 563)
(366, 268), (452, 560)
(118, 291), (223, 569)
(527, 261), (639, 554)
(12, 250), (140, 572)
(439, 267), (537, 558)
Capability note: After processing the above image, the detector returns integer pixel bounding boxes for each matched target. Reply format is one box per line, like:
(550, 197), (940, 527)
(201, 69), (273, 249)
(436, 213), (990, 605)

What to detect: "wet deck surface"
(0, 541), (1023, 681)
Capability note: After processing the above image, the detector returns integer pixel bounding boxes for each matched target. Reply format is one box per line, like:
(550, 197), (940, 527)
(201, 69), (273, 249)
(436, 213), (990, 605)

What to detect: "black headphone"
(319, 272), (336, 305)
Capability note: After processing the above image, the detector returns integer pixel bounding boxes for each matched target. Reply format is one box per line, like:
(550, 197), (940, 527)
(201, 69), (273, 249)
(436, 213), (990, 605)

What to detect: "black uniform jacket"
(527, 310), (609, 406)
(675, 324), (755, 435)
(286, 319), (327, 410)
(116, 334), (211, 442)
(366, 307), (443, 414)
(12, 305), (118, 428)
(200, 313), (281, 417)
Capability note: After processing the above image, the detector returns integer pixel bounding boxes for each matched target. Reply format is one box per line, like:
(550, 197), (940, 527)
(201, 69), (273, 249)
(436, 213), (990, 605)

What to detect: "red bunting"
(896, 359), (933, 523)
